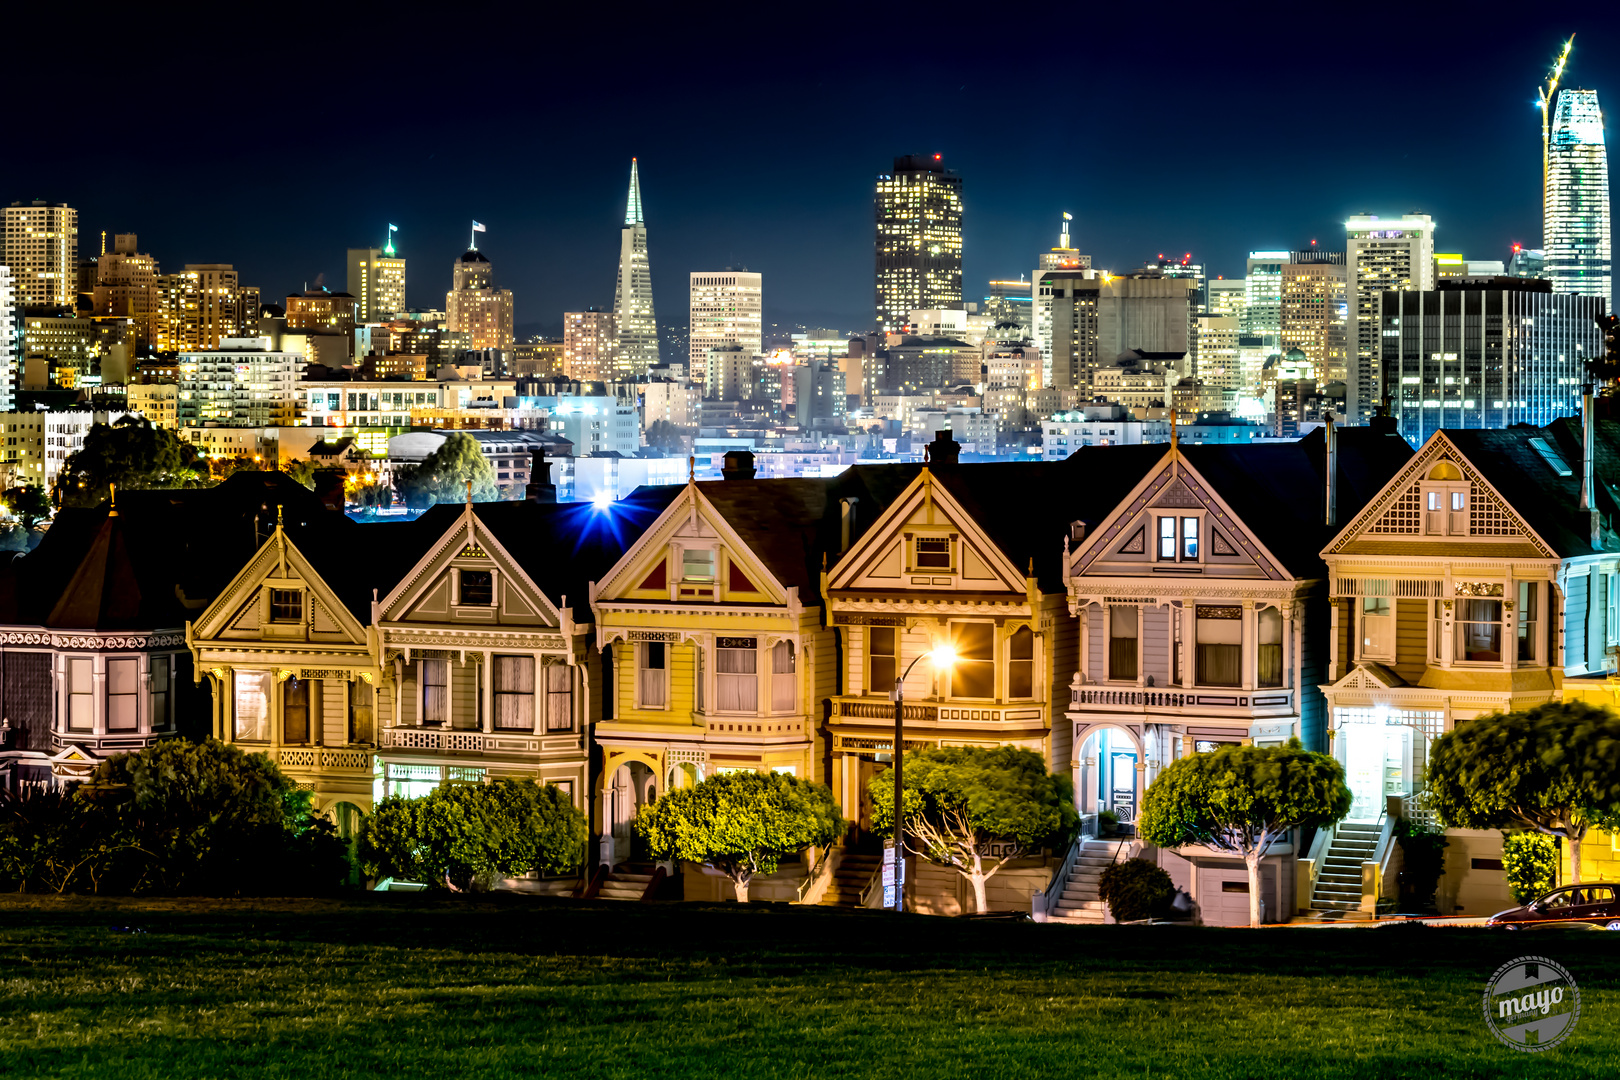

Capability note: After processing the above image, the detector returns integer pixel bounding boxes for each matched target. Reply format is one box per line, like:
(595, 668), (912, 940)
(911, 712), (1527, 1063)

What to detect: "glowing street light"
(888, 642), (956, 912)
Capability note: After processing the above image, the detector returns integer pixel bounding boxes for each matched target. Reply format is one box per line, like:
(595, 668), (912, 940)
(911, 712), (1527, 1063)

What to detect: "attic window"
(270, 590), (302, 623)
(1527, 437), (1572, 477)
(461, 570), (494, 606)
(915, 537), (952, 569)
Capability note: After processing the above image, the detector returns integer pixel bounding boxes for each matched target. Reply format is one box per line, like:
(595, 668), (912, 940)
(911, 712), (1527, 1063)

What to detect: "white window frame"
(637, 641), (669, 710)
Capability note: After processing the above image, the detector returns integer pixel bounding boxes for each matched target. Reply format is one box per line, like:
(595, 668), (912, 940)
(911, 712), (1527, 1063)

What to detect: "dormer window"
(460, 570), (493, 606)
(270, 589), (302, 623)
(682, 549), (716, 582)
(915, 537), (952, 570)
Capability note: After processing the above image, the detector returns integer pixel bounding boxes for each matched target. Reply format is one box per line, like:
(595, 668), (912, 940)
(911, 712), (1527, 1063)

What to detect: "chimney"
(1581, 385), (1599, 546)
(526, 445), (557, 504)
(926, 429), (960, 467)
(312, 470), (346, 513)
(1324, 413), (1338, 527)
(840, 497), (860, 552)
(722, 450), (756, 480)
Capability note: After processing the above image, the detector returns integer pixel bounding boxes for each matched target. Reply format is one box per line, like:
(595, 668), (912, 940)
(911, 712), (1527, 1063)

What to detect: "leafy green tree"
(54, 416), (208, 507)
(358, 779), (587, 890)
(635, 772), (845, 902)
(393, 432), (498, 509)
(1426, 702), (1620, 884)
(282, 458), (318, 489)
(85, 738), (346, 894)
(3, 486), (50, 528)
(1098, 857), (1175, 921)
(0, 789), (142, 893)
(1501, 831), (1558, 904)
(351, 476), (392, 509)
(870, 746), (1076, 913)
(1138, 738), (1351, 927)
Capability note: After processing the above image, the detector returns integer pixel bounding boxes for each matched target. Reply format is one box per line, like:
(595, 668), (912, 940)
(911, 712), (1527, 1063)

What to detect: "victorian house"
(0, 473), (323, 791)
(187, 507), (380, 830)
(1063, 427), (1411, 924)
(1320, 412), (1619, 913)
(823, 443), (1083, 913)
(589, 456), (850, 894)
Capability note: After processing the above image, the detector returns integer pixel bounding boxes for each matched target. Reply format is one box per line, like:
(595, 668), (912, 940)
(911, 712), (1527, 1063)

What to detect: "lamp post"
(889, 643), (955, 912)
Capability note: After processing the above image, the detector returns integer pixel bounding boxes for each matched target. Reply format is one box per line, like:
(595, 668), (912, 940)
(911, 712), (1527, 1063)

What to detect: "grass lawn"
(0, 895), (1614, 1078)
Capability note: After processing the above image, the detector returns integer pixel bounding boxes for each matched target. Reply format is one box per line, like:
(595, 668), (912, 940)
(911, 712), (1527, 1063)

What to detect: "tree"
(1502, 831), (1558, 903)
(3, 486), (50, 528)
(350, 476), (392, 510)
(392, 432), (498, 509)
(635, 772), (845, 902)
(869, 746), (1077, 913)
(54, 417), (208, 507)
(208, 456), (263, 483)
(1425, 701), (1620, 884)
(358, 779), (587, 890)
(1138, 738), (1351, 927)
(282, 459), (318, 489)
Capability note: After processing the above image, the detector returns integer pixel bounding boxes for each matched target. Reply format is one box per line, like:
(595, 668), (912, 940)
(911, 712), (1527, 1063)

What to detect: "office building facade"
(688, 271), (762, 389)
(1380, 278), (1603, 446)
(1280, 252), (1348, 383)
(178, 337), (305, 428)
(347, 243), (407, 322)
(563, 309), (617, 382)
(1040, 271), (1195, 394)
(875, 154), (962, 331)
(1347, 214), (1436, 423)
(1544, 87), (1612, 310)
(2, 201), (77, 310)
(446, 250), (514, 353)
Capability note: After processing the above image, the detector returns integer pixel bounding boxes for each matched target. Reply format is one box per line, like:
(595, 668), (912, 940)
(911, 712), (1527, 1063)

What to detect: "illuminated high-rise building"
(91, 234), (161, 350)
(563, 308), (617, 382)
(613, 159), (659, 375)
(155, 264), (261, 352)
(1280, 252), (1348, 383)
(1346, 214), (1436, 423)
(0, 266), (14, 412)
(875, 154), (962, 332)
(1032, 214), (1088, 384)
(2, 201), (77, 310)
(1242, 252), (1287, 343)
(1543, 86), (1611, 309)
(688, 270), (761, 389)
(1207, 278), (1246, 322)
(446, 243), (514, 353)
(984, 278), (1032, 339)
(348, 229), (407, 322)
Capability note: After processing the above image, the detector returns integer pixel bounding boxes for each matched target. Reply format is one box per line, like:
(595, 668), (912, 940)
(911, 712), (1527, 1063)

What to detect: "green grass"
(0, 895), (1615, 1078)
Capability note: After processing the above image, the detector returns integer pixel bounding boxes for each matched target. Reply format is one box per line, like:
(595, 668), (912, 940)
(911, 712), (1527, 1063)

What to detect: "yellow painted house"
(590, 467), (844, 875)
(187, 510), (379, 827)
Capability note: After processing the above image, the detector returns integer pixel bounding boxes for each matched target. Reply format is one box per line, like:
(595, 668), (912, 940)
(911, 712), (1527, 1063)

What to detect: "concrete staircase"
(819, 852), (881, 907)
(1047, 839), (1129, 924)
(597, 864), (657, 902)
(1310, 822), (1381, 914)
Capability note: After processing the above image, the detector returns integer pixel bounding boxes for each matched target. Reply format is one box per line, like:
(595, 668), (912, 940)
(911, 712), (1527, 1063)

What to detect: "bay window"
(771, 641), (796, 712)
(545, 663), (573, 731)
(68, 658), (94, 732)
(494, 655), (535, 730)
(349, 678), (374, 743)
(950, 622), (994, 698)
(1109, 606), (1138, 681)
(1007, 626), (1034, 698)
(107, 658), (139, 731)
(868, 626), (896, 693)
(1196, 606), (1241, 687)
(1517, 582), (1538, 663)
(421, 659), (449, 724)
(284, 676), (309, 743)
(234, 669), (272, 741)
(1257, 608), (1283, 688)
(717, 638), (758, 711)
(1456, 599), (1503, 662)
(638, 642), (667, 708)
(150, 655), (170, 731)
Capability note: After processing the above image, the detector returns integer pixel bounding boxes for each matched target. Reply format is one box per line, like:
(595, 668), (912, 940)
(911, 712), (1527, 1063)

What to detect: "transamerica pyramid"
(613, 158), (660, 375)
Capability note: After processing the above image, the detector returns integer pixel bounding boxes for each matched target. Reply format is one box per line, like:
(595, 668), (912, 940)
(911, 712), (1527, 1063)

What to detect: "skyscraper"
(1039, 270), (1195, 394)
(2, 201), (77, 310)
(0, 266), (14, 412)
(564, 308), (618, 382)
(614, 159), (659, 376)
(1544, 87), (1611, 309)
(155, 265), (261, 352)
(91, 234), (160, 351)
(1280, 252), (1348, 384)
(1346, 214), (1436, 423)
(1381, 277), (1603, 446)
(348, 229), (407, 322)
(1032, 214), (1088, 384)
(688, 271), (762, 388)
(875, 154), (963, 332)
(1242, 252), (1287, 344)
(446, 243), (514, 353)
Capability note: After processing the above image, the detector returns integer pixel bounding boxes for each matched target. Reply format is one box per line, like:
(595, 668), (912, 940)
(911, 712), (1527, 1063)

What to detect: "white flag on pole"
(472, 221), (486, 233)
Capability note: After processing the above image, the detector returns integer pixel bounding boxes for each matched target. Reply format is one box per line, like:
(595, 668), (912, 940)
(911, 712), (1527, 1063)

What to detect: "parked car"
(1487, 884), (1620, 929)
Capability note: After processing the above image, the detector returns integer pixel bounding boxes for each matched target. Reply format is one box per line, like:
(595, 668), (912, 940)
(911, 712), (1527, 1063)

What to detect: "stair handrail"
(1302, 820), (1335, 904)
(858, 859), (885, 908)
(575, 863), (607, 900)
(794, 846), (834, 904)
(639, 865), (667, 902)
(1033, 833), (1085, 922)
(1362, 813), (1396, 915)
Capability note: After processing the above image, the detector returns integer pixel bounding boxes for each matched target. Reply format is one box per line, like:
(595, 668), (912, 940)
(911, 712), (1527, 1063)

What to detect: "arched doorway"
(604, 760), (656, 866)
(330, 801), (365, 887)
(1075, 725), (1143, 824)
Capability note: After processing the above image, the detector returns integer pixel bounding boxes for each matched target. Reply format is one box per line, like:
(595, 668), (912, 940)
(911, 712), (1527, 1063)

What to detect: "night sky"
(10, 7), (1619, 337)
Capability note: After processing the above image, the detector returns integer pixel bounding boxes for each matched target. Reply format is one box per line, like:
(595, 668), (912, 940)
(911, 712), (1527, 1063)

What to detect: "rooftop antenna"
(385, 223), (398, 257)
(1539, 35), (1576, 241)
(1060, 212), (1073, 249)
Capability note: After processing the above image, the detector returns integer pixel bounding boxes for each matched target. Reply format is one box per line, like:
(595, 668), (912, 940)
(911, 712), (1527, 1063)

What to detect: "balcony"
(1070, 685), (1295, 715)
(379, 727), (585, 756)
(830, 697), (1047, 728)
(265, 746), (373, 772)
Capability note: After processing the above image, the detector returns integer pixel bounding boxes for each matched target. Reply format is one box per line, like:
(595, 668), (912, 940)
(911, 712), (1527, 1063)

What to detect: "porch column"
(92, 657), (107, 736)
(480, 651), (493, 734)
(1241, 600), (1256, 691)
(312, 680), (324, 747)
(1076, 608), (1088, 686)
(1135, 605), (1145, 688)
(1283, 601), (1297, 690)
(1180, 599), (1194, 689)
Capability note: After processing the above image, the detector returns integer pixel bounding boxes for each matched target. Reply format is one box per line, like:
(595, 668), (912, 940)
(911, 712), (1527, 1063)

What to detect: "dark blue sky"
(10, 6), (1618, 336)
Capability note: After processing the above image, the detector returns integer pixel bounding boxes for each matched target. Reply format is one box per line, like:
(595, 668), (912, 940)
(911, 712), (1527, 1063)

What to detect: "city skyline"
(5, 15), (1618, 336)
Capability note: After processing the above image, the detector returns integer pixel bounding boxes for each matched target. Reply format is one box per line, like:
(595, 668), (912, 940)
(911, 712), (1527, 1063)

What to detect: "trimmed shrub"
(1501, 831), (1557, 904)
(1098, 857), (1175, 922)
(1393, 818), (1448, 913)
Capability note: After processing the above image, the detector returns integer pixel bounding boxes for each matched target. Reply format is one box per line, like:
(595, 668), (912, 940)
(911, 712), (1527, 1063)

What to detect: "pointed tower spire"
(625, 158), (644, 225)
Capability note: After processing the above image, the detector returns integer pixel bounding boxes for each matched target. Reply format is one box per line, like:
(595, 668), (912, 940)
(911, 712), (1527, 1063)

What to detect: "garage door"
(1198, 866), (1275, 926)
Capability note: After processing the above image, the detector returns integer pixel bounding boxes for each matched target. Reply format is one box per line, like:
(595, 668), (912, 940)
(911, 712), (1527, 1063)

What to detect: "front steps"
(1309, 822), (1380, 915)
(1048, 840), (1132, 924)
(819, 852), (881, 907)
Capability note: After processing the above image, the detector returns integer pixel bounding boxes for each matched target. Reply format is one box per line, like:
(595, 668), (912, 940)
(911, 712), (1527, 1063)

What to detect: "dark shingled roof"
(1441, 418), (1620, 558)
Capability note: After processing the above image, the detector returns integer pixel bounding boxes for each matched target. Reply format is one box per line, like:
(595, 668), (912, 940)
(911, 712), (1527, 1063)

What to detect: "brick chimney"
(926, 430), (960, 467)
(312, 470), (346, 513)
(722, 450), (756, 480)
(526, 446), (557, 504)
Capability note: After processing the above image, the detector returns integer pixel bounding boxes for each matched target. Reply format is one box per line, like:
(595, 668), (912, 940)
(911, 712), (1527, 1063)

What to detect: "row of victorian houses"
(0, 411), (1615, 923)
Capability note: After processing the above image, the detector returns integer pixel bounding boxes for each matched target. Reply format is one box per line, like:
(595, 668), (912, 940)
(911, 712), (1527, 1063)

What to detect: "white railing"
(1033, 834), (1085, 922)
(272, 747), (372, 770)
(1071, 688), (1293, 710)
(1365, 812), (1397, 916)
(380, 728), (582, 754)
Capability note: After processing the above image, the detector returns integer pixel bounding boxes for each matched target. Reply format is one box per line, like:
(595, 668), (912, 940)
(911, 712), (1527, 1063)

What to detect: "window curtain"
(233, 669), (272, 742)
(68, 658), (94, 732)
(545, 663), (573, 731)
(718, 644), (758, 712)
(106, 658), (139, 731)
(1257, 608), (1283, 688)
(1196, 607), (1241, 687)
(951, 622), (995, 698)
(1007, 627), (1034, 698)
(421, 659), (448, 724)
(1456, 599), (1502, 661)
(494, 655), (535, 730)
(640, 643), (666, 708)
(1109, 607), (1138, 682)
(771, 641), (795, 712)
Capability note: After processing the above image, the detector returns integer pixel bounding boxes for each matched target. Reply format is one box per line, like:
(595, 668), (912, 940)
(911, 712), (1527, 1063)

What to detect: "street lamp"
(889, 642), (956, 912)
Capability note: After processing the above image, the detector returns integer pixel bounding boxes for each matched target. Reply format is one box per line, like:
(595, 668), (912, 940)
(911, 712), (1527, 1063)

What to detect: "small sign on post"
(883, 839), (905, 910)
